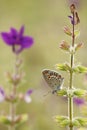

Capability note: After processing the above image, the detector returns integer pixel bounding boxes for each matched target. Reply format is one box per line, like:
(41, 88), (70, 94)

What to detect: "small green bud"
(74, 117), (87, 126)
(73, 65), (87, 74)
(54, 115), (69, 127)
(56, 63), (71, 72)
(73, 89), (86, 97)
(57, 88), (67, 96)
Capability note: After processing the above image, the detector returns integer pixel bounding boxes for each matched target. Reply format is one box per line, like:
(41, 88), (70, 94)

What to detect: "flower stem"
(68, 12), (75, 130)
(9, 54), (19, 130)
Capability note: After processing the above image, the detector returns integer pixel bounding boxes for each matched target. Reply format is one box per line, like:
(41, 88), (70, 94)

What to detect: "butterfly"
(42, 69), (64, 94)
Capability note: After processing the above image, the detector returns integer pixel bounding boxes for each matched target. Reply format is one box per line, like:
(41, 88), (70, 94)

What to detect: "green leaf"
(54, 115), (70, 127)
(74, 30), (80, 38)
(75, 117), (87, 126)
(72, 119), (81, 126)
(56, 63), (71, 72)
(73, 89), (86, 97)
(60, 119), (70, 126)
(0, 116), (11, 125)
(55, 115), (68, 121)
(57, 88), (67, 96)
(73, 65), (87, 73)
(57, 88), (86, 98)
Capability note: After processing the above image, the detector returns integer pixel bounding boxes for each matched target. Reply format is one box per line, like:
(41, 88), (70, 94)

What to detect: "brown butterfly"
(42, 69), (64, 94)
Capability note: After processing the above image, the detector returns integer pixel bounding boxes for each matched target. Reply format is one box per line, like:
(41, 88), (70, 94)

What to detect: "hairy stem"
(68, 12), (75, 130)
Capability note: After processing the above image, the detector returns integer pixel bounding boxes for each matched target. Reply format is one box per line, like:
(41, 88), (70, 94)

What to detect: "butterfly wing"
(42, 69), (64, 93)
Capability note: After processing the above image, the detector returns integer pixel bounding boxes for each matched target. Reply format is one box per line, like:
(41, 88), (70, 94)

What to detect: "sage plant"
(54, 4), (87, 130)
(0, 25), (34, 130)
(43, 4), (87, 130)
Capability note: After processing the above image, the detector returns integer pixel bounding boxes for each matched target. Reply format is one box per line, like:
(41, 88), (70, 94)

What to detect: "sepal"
(5, 95), (18, 103)
(64, 26), (72, 36)
(56, 63), (71, 72)
(54, 115), (70, 127)
(59, 41), (70, 52)
(57, 88), (67, 96)
(75, 43), (83, 51)
(73, 89), (86, 97)
(73, 117), (87, 127)
(73, 65), (87, 74)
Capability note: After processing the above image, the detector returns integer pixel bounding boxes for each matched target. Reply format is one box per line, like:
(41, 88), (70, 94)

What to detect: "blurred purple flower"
(69, 0), (80, 8)
(0, 87), (5, 103)
(1, 26), (34, 54)
(24, 89), (33, 103)
(73, 97), (85, 106)
(68, 16), (75, 25)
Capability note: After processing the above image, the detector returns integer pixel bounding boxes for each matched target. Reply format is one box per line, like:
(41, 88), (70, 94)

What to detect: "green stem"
(9, 54), (19, 130)
(68, 12), (75, 130)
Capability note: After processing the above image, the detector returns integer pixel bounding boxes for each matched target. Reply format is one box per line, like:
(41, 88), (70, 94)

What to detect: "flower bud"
(60, 41), (70, 51)
(64, 26), (72, 36)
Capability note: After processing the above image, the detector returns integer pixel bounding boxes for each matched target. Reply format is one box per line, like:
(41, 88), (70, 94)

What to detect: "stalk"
(9, 55), (19, 130)
(68, 12), (75, 130)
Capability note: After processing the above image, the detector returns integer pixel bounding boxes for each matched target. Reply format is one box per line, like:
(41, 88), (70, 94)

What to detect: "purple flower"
(68, 13), (80, 25)
(24, 89), (33, 103)
(68, 16), (75, 25)
(74, 97), (85, 106)
(1, 26), (34, 54)
(0, 87), (5, 102)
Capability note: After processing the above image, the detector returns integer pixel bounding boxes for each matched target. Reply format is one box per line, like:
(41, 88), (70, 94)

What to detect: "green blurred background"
(0, 0), (87, 130)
